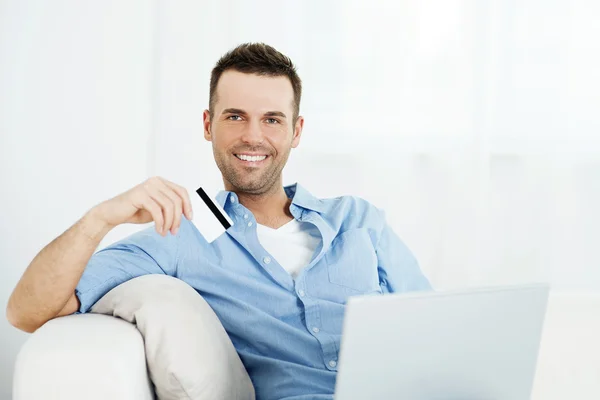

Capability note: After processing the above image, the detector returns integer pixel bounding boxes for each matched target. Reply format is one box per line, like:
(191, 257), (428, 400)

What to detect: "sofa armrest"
(13, 313), (154, 400)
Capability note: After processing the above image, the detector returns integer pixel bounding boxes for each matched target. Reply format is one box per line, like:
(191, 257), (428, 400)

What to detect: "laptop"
(334, 283), (550, 400)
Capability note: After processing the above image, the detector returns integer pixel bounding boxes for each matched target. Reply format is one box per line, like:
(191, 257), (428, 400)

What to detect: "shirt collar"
(216, 183), (327, 213)
(284, 183), (327, 213)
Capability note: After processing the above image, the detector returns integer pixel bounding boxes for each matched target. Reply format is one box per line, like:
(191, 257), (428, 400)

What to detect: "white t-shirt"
(256, 219), (321, 279)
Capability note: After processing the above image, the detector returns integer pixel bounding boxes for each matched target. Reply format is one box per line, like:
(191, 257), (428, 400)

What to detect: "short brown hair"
(209, 43), (302, 122)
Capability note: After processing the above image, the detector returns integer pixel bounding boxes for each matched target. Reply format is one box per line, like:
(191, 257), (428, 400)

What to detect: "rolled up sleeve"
(75, 225), (180, 313)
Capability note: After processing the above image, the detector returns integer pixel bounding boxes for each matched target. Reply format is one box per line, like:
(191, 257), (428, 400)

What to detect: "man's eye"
(265, 118), (279, 124)
(228, 115), (242, 121)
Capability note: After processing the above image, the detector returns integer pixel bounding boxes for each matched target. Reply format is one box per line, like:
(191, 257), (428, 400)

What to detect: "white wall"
(1, 0), (599, 397)
(153, 0), (600, 290)
(0, 0), (155, 396)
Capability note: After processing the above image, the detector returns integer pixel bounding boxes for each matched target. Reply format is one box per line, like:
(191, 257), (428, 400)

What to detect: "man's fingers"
(141, 197), (164, 235)
(157, 185), (183, 235)
(148, 189), (174, 236)
(163, 180), (193, 221)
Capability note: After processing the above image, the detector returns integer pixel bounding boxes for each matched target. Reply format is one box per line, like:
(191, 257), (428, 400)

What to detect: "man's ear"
(203, 110), (212, 141)
(291, 116), (304, 149)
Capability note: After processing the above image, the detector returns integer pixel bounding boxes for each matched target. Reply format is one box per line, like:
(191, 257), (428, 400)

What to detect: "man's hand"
(93, 176), (193, 236)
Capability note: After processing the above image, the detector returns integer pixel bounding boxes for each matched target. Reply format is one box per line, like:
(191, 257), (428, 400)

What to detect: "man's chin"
(221, 166), (279, 194)
(230, 178), (275, 195)
(235, 184), (268, 195)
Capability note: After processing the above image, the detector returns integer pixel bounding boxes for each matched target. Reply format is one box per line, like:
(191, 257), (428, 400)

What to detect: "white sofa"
(12, 290), (600, 399)
(13, 313), (154, 399)
(13, 275), (255, 400)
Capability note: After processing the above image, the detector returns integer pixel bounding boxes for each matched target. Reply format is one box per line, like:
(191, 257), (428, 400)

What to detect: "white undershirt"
(256, 219), (321, 278)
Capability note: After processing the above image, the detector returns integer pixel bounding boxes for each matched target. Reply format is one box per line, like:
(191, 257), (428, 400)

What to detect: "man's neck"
(233, 185), (294, 229)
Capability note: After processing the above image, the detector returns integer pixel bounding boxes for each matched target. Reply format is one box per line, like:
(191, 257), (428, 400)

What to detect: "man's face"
(204, 70), (303, 195)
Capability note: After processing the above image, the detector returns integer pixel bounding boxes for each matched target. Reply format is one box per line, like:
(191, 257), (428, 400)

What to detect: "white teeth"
(236, 154), (267, 162)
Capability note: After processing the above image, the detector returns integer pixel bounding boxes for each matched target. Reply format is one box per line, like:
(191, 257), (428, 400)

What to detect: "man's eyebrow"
(221, 108), (247, 115)
(264, 111), (287, 119)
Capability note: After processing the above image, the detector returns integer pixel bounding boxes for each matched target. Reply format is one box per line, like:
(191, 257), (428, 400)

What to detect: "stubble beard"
(214, 146), (291, 196)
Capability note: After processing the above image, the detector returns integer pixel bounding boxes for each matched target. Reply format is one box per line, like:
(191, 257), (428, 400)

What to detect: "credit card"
(187, 186), (234, 243)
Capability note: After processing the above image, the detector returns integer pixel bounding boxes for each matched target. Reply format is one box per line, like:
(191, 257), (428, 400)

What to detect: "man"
(7, 43), (430, 399)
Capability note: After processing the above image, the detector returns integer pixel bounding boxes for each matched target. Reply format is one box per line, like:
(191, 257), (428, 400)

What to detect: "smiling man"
(7, 43), (431, 400)
(205, 53), (303, 229)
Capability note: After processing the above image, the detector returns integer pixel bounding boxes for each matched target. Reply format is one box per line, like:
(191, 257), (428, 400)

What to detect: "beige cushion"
(91, 274), (255, 400)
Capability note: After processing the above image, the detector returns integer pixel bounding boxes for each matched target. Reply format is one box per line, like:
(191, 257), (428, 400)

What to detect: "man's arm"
(6, 209), (111, 332)
(56, 292), (82, 317)
(6, 177), (193, 333)
(375, 211), (432, 293)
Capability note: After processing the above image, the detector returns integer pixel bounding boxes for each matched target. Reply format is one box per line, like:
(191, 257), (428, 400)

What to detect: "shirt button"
(243, 214), (248, 219)
(263, 256), (271, 264)
(312, 327), (320, 333)
(247, 222), (253, 227)
(230, 197), (236, 203)
(298, 290), (305, 297)
(329, 360), (337, 368)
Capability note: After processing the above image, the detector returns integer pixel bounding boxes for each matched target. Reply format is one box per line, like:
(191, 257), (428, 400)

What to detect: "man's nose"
(240, 119), (264, 145)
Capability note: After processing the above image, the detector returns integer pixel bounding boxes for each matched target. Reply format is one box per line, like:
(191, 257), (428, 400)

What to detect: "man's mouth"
(234, 153), (269, 165)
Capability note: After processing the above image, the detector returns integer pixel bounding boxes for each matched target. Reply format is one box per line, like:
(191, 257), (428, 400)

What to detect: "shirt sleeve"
(374, 211), (432, 293)
(75, 224), (180, 313)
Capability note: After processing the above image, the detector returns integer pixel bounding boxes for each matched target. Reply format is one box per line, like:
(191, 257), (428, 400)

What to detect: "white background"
(1, 0), (599, 397)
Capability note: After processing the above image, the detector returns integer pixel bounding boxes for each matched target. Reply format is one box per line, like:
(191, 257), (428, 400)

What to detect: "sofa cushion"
(90, 274), (255, 400)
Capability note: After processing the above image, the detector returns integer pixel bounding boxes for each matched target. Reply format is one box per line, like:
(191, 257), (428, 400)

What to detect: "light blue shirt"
(76, 183), (431, 400)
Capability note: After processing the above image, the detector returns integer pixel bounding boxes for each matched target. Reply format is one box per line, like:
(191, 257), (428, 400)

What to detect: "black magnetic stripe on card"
(196, 187), (232, 230)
